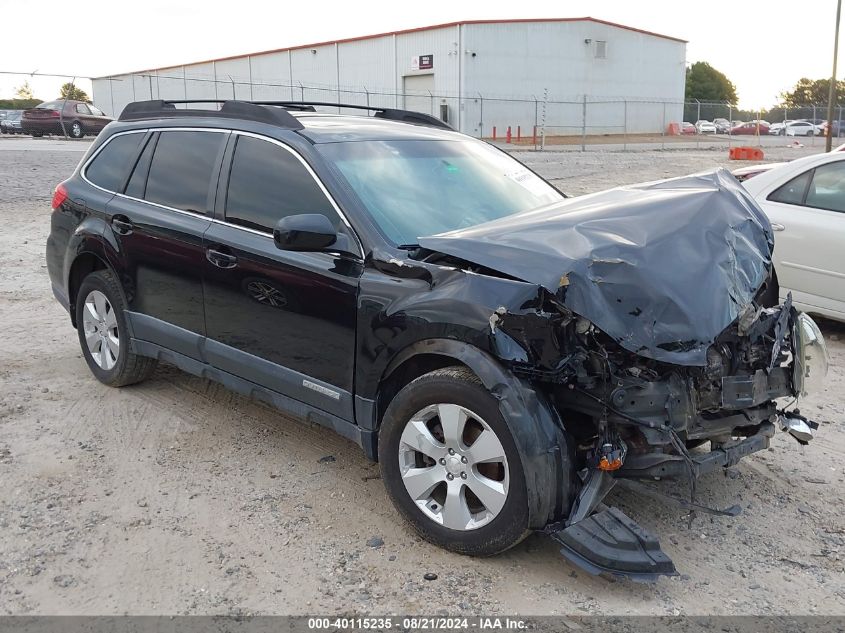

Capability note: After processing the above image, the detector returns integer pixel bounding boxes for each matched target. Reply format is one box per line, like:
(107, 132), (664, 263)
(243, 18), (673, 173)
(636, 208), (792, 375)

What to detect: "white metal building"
(92, 18), (687, 137)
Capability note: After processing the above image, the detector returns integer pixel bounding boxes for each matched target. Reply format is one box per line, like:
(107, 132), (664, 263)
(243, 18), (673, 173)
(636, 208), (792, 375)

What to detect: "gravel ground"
(0, 137), (843, 616)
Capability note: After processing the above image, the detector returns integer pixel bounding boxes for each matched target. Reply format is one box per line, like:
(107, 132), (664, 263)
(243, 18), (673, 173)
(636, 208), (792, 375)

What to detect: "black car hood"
(418, 169), (774, 366)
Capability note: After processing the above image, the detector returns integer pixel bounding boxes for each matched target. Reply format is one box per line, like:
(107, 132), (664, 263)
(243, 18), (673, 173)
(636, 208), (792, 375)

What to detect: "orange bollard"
(506, 126), (512, 143)
(492, 126), (497, 140)
(532, 125), (537, 145)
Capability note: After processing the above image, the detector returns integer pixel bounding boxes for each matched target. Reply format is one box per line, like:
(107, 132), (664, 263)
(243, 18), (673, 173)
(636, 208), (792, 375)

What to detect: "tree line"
(1, 81), (90, 110)
(685, 61), (845, 122)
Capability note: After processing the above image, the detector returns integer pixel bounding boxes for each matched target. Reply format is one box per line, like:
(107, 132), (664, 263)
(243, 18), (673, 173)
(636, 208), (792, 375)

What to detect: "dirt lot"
(1, 137), (843, 616)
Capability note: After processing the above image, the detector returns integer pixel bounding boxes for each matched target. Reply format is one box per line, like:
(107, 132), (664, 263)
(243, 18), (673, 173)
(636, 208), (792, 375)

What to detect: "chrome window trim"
(80, 127), (364, 258)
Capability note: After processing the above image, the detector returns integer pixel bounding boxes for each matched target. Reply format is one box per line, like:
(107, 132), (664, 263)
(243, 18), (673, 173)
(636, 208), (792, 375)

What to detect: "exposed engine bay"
(408, 170), (830, 580)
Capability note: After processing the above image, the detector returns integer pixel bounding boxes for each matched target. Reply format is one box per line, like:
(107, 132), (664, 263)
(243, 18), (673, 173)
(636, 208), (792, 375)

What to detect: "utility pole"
(826, 0), (842, 152)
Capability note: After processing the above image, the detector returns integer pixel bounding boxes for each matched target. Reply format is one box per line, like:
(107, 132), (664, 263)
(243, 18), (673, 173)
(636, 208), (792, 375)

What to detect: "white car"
(769, 120), (796, 135)
(784, 121), (820, 137)
(695, 120), (716, 134)
(742, 152), (845, 321)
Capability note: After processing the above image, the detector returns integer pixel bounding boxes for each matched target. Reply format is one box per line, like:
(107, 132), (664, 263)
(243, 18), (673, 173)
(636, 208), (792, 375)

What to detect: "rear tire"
(379, 366), (530, 556)
(31, 131), (43, 138)
(75, 270), (157, 387)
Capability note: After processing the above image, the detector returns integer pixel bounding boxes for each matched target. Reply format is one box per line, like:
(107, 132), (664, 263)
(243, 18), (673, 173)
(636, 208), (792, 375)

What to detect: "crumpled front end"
(414, 169), (830, 580)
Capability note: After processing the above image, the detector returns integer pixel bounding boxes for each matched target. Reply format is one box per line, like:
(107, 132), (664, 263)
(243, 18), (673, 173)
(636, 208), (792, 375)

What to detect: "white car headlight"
(792, 313), (829, 397)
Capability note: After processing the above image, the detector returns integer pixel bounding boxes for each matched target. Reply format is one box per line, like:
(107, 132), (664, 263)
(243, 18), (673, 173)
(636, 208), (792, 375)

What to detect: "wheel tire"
(69, 121), (84, 139)
(31, 131), (43, 138)
(379, 366), (530, 556)
(75, 270), (157, 387)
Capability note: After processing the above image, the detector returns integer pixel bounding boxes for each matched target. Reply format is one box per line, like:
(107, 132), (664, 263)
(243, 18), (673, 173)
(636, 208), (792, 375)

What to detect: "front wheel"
(69, 121), (84, 138)
(379, 366), (530, 556)
(75, 270), (157, 386)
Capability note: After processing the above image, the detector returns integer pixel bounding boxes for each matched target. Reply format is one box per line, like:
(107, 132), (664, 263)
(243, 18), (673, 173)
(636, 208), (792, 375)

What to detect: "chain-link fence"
(4, 70), (845, 150)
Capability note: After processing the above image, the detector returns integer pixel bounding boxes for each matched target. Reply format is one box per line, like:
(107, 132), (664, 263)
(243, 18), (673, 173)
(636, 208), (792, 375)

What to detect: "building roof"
(94, 17), (686, 79)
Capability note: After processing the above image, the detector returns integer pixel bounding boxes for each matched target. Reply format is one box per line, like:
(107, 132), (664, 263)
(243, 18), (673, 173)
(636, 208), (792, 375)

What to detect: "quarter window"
(85, 132), (144, 192)
(225, 135), (339, 232)
(145, 131), (224, 214)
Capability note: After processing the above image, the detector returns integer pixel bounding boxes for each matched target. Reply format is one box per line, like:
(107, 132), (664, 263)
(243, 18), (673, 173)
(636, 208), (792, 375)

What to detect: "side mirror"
(273, 214), (337, 252)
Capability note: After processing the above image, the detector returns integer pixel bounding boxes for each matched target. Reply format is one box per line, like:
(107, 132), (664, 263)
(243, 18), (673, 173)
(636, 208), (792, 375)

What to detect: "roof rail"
(251, 101), (454, 130)
(118, 99), (305, 130)
(118, 99), (453, 131)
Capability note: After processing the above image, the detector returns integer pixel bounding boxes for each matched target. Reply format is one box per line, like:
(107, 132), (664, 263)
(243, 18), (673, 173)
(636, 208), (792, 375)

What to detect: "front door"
(202, 133), (361, 420)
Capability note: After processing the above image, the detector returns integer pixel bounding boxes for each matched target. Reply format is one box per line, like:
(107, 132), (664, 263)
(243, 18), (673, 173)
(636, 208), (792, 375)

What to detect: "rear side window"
(145, 131), (224, 214)
(85, 133), (144, 192)
(769, 171), (812, 205)
(225, 135), (339, 232)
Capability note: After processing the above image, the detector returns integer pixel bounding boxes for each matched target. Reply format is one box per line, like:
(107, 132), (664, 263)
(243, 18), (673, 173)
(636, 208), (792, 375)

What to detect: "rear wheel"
(379, 366), (530, 556)
(31, 131), (43, 138)
(75, 270), (157, 387)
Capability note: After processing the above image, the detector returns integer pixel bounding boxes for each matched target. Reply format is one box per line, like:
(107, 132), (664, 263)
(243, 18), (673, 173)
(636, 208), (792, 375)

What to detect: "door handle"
(111, 216), (133, 235)
(771, 223), (786, 232)
(206, 247), (238, 269)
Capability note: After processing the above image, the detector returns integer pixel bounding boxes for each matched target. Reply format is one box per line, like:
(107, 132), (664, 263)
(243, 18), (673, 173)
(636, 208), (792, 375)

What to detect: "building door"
(403, 74), (435, 116)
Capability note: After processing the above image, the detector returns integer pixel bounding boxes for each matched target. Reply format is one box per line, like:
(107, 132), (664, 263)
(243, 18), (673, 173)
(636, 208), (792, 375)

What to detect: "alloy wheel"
(398, 403), (509, 531)
(82, 290), (120, 370)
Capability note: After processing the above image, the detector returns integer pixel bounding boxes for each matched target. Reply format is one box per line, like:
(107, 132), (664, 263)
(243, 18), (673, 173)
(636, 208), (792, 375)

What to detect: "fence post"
(59, 76), (75, 139)
(479, 93), (484, 139)
(581, 94), (587, 152)
(533, 97), (538, 150)
(813, 104), (817, 146)
(364, 87), (370, 109)
(728, 102), (733, 147)
(623, 99), (628, 151)
(661, 101), (666, 150)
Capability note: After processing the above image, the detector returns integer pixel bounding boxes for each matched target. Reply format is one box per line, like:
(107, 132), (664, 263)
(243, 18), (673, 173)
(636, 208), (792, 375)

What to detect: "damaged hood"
(419, 169), (773, 366)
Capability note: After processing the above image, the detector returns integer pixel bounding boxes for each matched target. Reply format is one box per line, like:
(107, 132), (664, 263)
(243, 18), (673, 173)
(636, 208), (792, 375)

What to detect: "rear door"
(762, 160), (845, 317)
(201, 132), (362, 420)
(100, 128), (228, 356)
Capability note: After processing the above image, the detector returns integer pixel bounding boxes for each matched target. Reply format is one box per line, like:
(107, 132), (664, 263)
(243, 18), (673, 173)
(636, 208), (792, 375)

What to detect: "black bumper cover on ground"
(549, 506), (677, 582)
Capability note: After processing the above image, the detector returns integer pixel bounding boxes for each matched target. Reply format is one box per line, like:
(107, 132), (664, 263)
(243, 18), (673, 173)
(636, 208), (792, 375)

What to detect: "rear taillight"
(52, 183), (68, 209)
(49, 110), (60, 118)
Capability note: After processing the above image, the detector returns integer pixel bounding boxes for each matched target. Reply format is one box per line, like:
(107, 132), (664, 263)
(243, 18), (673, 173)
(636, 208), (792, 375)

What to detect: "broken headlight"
(792, 313), (829, 397)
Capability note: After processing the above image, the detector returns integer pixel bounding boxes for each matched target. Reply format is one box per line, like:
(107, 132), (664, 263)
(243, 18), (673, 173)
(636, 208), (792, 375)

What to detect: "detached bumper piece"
(549, 507), (678, 582)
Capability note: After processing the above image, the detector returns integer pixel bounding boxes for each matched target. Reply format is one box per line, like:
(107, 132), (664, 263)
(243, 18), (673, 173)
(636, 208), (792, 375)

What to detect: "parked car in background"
(731, 121), (770, 135)
(742, 151), (845, 321)
(769, 120), (795, 135)
(818, 120), (845, 137)
(695, 120), (716, 134)
(680, 121), (696, 134)
(784, 121), (820, 137)
(0, 111), (24, 134)
(21, 100), (112, 138)
(713, 118), (731, 133)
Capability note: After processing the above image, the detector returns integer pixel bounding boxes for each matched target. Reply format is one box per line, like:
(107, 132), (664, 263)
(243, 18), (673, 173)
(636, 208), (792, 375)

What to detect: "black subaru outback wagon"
(47, 99), (828, 580)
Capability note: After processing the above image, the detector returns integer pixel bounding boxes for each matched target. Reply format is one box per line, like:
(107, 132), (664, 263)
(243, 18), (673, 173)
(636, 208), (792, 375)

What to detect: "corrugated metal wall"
(92, 20), (686, 136)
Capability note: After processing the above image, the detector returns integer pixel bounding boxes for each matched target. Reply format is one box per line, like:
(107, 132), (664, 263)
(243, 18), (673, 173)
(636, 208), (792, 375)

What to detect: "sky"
(0, 0), (840, 109)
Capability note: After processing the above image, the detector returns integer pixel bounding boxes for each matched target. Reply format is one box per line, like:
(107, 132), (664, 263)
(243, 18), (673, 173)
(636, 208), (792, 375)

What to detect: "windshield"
(317, 139), (563, 246)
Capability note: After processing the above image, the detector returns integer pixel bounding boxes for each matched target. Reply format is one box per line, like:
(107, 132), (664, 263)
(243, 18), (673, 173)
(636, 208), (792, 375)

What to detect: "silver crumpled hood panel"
(418, 169), (774, 366)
